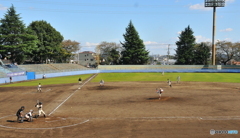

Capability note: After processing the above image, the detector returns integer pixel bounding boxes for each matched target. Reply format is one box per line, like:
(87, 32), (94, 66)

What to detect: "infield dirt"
(0, 79), (239, 138)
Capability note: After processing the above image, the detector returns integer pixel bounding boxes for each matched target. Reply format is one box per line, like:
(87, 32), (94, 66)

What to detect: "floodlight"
(205, 0), (225, 7)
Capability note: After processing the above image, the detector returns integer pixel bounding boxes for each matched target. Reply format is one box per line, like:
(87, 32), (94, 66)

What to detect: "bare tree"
(95, 41), (122, 65)
(61, 40), (81, 63)
(216, 41), (240, 65)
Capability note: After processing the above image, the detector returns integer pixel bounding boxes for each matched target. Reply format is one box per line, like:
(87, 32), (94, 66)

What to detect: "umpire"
(16, 106), (25, 123)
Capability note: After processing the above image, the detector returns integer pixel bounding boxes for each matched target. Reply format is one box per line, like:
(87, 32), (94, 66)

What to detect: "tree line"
(1, 5), (239, 65)
(0, 5), (80, 64)
(98, 24), (240, 65)
(175, 26), (240, 65)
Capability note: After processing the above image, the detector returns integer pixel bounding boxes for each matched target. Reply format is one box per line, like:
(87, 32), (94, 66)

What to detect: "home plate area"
(0, 115), (88, 129)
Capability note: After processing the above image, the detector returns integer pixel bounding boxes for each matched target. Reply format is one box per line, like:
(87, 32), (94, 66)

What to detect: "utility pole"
(167, 44), (170, 65)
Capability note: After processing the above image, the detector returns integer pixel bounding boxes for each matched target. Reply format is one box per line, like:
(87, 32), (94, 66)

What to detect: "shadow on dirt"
(147, 96), (175, 101)
(87, 86), (121, 90)
(6, 120), (16, 122)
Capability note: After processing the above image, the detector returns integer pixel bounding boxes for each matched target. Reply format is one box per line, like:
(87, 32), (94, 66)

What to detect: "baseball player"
(100, 79), (104, 86)
(78, 77), (82, 84)
(10, 76), (12, 83)
(167, 79), (172, 87)
(37, 83), (42, 92)
(162, 71), (164, 76)
(25, 109), (34, 122)
(156, 88), (164, 100)
(177, 76), (180, 83)
(35, 102), (46, 118)
(16, 106), (25, 123)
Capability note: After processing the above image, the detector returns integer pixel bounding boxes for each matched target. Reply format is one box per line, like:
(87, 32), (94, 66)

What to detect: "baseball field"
(0, 72), (239, 138)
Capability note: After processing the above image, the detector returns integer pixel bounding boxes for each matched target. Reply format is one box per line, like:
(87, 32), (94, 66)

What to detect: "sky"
(0, 0), (239, 56)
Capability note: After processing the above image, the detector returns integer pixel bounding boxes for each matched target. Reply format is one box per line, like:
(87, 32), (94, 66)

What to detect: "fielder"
(16, 106), (25, 123)
(25, 109), (34, 122)
(35, 102), (46, 118)
(37, 83), (42, 92)
(156, 88), (164, 100)
(100, 79), (104, 86)
(78, 77), (82, 84)
(177, 76), (180, 83)
(167, 79), (172, 87)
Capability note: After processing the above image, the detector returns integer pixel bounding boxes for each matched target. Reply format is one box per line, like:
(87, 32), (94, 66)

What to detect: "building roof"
(80, 51), (95, 54)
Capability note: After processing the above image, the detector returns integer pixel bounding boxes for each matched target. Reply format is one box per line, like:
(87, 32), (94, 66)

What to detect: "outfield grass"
(1, 73), (239, 87)
(0, 74), (92, 87)
(92, 72), (240, 83)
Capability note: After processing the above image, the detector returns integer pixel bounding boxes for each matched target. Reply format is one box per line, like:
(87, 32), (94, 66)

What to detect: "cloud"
(189, 3), (211, 11)
(220, 28), (233, 32)
(144, 41), (158, 45)
(177, 31), (182, 35)
(189, 0), (234, 11)
(195, 35), (211, 43)
(0, 4), (8, 11)
(85, 42), (99, 47)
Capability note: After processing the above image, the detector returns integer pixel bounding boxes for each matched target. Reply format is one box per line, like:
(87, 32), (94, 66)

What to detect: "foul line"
(0, 119), (89, 130)
(48, 74), (97, 116)
(89, 116), (240, 121)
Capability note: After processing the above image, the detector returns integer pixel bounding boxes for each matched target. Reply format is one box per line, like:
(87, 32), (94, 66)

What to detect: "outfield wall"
(0, 70), (99, 84)
(98, 65), (240, 70)
(0, 65), (240, 84)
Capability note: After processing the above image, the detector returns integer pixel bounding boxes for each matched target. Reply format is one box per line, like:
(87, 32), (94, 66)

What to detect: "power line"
(1, 0), (197, 8)
(2, 1), (239, 15)
(11, 6), (240, 15)
(4, 0), (240, 8)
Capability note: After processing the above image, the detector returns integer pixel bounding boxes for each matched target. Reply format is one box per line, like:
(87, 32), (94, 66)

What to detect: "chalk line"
(48, 74), (97, 116)
(0, 119), (89, 130)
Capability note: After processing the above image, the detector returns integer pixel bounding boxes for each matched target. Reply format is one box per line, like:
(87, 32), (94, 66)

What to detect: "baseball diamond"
(0, 73), (239, 137)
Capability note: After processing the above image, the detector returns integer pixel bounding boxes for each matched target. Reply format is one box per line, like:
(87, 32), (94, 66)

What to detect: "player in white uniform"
(100, 79), (104, 86)
(156, 88), (164, 99)
(25, 110), (34, 122)
(167, 79), (172, 87)
(177, 76), (180, 83)
(37, 83), (42, 92)
(35, 102), (46, 118)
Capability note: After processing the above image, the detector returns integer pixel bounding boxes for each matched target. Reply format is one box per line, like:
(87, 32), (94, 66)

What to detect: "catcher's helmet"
(39, 102), (42, 104)
(21, 106), (25, 109)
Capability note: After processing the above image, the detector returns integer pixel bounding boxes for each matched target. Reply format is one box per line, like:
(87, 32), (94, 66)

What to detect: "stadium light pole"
(205, 0), (225, 65)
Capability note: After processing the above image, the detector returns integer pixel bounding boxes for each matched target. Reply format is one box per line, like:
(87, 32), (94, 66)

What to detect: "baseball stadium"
(0, 0), (240, 137)
(0, 64), (239, 137)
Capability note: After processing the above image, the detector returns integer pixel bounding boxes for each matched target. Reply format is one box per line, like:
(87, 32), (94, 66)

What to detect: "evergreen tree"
(120, 21), (149, 64)
(0, 5), (37, 64)
(27, 20), (63, 63)
(175, 25), (196, 65)
(194, 42), (211, 65)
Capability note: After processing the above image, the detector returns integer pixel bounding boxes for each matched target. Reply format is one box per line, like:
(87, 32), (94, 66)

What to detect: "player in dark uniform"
(10, 76), (12, 83)
(16, 106), (25, 123)
(78, 77), (82, 84)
